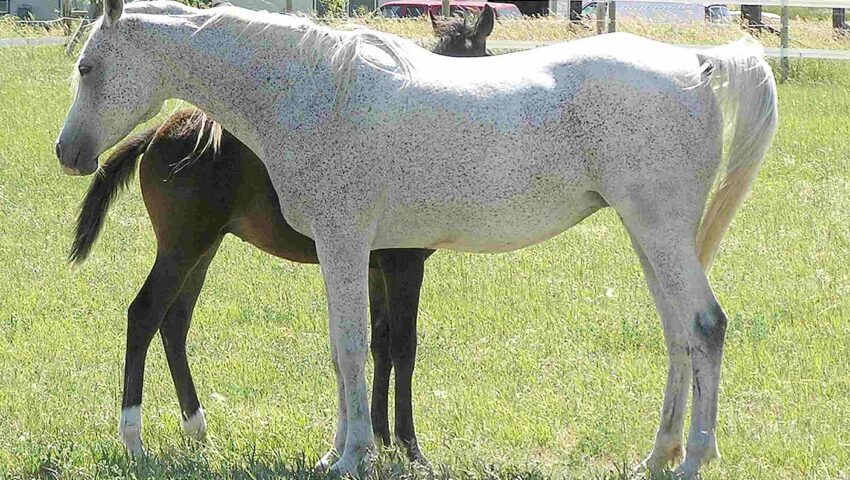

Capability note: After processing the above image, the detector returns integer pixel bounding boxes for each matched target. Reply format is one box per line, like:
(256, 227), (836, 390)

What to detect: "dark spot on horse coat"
(694, 302), (727, 350)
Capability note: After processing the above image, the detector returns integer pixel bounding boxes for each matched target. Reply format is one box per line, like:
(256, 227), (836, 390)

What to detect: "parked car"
(581, 1), (732, 24)
(378, 1), (522, 19)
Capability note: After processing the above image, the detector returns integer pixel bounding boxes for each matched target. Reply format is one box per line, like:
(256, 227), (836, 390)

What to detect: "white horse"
(55, 0), (777, 477)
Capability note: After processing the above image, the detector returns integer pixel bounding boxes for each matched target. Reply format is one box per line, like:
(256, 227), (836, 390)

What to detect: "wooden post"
(596, 1), (607, 34)
(608, 1), (616, 32)
(548, 0), (557, 16)
(834, 8), (848, 31)
(569, 0), (582, 21)
(442, 0), (450, 17)
(780, 2), (789, 82)
(284, 0), (293, 12)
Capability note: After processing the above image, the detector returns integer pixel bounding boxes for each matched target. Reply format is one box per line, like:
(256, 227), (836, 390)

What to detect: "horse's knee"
(693, 302), (727, 351)
(128, 296), (162, 339)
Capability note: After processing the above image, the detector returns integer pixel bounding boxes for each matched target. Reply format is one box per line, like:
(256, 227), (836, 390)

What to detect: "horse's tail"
(69, 125), (158, 265)
(695, 39), (778, 272)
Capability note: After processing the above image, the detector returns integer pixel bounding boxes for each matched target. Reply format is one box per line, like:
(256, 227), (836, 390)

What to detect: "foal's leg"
(376, 249), (427, 463)
(314, 233), (374, 475)
(119, 243), (215, 456)
(368, 267), (393, 447)
(620, 213), (725, 479)
(159, 239), (222, 443)
(627, 232), (690, 470)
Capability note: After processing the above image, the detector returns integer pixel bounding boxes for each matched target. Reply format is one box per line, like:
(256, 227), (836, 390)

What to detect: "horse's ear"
(476, 4), (495, 38)
(429, 10), (439, 32)
(103, 0), (124, 28)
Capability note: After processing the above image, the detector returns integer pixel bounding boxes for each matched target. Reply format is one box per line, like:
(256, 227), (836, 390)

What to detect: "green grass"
(0, 45), (849, 479)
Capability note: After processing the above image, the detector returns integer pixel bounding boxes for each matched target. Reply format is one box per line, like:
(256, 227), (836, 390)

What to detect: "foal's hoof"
(119, 406), (145, 458)
(119, 432), (145, 459)
(402, 441), (430, 467)
(181, 408), (208, 443)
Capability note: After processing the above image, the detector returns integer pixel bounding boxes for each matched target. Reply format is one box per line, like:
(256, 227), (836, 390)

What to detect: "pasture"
(0, 43), (848, 480)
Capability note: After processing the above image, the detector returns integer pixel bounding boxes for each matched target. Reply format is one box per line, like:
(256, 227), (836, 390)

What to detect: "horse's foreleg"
(120, 249), (208, 456)
(622, 219), (725, 479)
(315, 235), (374, 475)
(377, 249), (427, 463)
(627, 232), (690, 471)
(159, 239), (221, 444)
(368, 267), (393, 448)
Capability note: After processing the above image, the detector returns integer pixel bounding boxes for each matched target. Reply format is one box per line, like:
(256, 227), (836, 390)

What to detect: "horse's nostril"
(55, 142), (62, 160)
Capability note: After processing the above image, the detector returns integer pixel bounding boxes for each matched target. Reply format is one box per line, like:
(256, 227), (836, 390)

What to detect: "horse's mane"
(194, 7), (417, 91)
(163, 7), (419, 164)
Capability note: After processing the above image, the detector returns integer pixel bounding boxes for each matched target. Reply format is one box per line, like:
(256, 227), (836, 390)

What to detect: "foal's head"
(431, 4), (494, 58)
(56, 0), (166, 175)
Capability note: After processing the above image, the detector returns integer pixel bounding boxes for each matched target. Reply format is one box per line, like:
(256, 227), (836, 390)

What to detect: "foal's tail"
(69, 126), (158, 265)
(696, 39), (778, 272)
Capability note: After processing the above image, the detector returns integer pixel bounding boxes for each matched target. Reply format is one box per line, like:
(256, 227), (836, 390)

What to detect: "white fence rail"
(0, 36), (67, 47)
(486, 40), (850, 61)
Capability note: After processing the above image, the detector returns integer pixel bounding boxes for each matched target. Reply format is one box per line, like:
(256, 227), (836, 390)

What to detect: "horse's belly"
(373, 187), (606, 253)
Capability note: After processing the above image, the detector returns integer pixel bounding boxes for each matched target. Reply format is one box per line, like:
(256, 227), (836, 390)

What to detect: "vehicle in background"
(581, 1), (732, 24)
(378, 1), (522, 19)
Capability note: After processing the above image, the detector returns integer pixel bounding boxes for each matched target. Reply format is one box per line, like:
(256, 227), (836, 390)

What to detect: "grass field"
(0, 41), (849, 479)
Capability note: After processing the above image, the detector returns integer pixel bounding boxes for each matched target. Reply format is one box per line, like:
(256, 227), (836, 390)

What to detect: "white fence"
(486, 40), (850, 61)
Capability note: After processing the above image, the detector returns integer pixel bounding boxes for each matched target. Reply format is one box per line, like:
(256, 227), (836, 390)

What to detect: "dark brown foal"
(70, 6), (495, 462)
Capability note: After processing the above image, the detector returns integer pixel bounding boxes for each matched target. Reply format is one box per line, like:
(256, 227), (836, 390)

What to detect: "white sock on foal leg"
(181, 407), (207, 441)
(119, 405), (144, 456)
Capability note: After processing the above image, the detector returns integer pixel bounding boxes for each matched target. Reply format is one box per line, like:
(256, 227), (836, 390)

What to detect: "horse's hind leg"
(159, 238), (222, 443)
(376, 249), (428, 463)
(617, 207), (725, 479)
(626, 231), (690, 470)
(119, 241), (217, 456)
(368, 266), (393, 448)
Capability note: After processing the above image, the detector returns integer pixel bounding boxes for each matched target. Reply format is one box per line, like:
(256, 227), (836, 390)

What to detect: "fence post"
(569, 0), (582, 21)
(608, 1), (616, 32)
(549, 0), (557, 15)
(780, 1), (789, 82)
(596, 1), (607, 34)
(834, 8), (848, 31)
(284, 0), (293, 12)
(442, 0), (450, 17)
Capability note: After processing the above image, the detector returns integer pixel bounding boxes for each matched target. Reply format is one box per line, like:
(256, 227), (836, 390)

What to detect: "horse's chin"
(61, 159), (98, 176)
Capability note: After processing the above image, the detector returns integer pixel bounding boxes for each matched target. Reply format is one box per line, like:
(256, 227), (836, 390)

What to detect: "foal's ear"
(475, 4), (495, 38)
(103, 0), (124, 28)
(429, 10), (439, 32)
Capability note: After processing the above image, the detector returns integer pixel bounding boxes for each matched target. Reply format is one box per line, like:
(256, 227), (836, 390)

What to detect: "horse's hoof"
(181, 408), (208, 443)
(315, 450), (339, 472)
(404, 444), (430, 468)
(636, 442), (684, 475)
(119, 406), (144, 458)
(122, 437), (145, 459)
(672, 458), (702, 479)
(329, 456), (359, 477)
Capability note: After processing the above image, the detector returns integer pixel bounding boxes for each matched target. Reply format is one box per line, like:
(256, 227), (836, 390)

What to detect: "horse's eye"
(78, 64), (92, 76)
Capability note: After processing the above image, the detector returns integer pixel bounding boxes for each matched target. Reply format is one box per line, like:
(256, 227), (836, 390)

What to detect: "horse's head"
(56, 0), (166, 175)
(430, 4), (494, 58)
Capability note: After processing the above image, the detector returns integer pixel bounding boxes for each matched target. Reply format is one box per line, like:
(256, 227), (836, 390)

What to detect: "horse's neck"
(127, 12), (304, 156)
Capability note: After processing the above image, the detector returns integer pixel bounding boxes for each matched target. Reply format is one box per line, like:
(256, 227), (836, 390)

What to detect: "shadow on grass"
(10, 441), (678, 480)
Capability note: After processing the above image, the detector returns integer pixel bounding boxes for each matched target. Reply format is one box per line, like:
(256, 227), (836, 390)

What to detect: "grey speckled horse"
(55, 0), (778, 477)
(66, 0), (495, 464)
